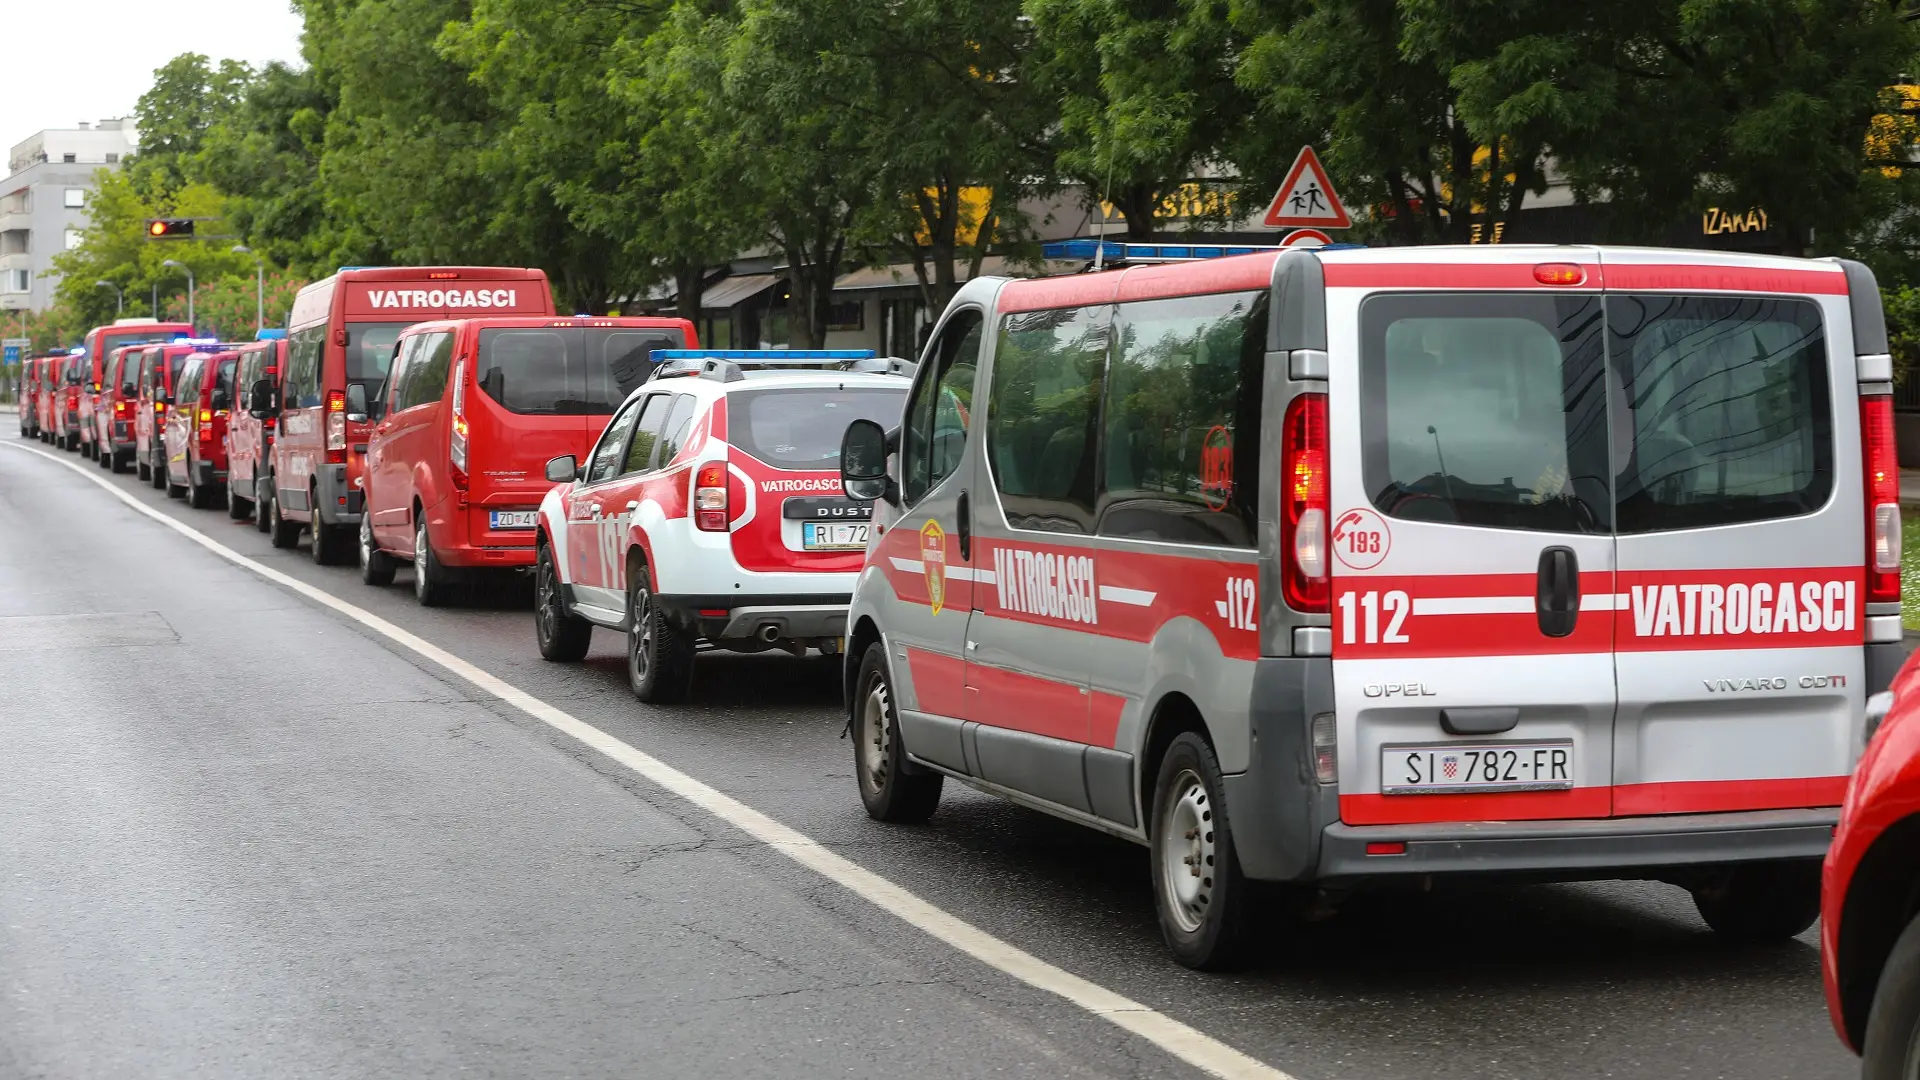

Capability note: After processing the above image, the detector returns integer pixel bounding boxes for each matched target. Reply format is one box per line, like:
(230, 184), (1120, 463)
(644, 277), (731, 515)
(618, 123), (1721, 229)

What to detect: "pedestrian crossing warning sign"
(1261, 146), (1350, 230)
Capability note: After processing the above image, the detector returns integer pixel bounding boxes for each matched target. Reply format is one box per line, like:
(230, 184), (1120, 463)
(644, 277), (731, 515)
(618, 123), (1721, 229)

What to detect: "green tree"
(129, 53), (252, 198)
(50, 172), (260, 330)
(199, 61), (336, 276)
(1027, 0), (1245, 238)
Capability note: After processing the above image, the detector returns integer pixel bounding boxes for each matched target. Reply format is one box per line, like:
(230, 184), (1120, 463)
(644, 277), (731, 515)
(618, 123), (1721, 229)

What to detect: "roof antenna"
(1093, 134), (1117, 273)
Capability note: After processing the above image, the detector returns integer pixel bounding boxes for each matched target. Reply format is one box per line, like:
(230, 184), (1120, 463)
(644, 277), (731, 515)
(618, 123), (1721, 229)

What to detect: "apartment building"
(1, 120), (136, 312)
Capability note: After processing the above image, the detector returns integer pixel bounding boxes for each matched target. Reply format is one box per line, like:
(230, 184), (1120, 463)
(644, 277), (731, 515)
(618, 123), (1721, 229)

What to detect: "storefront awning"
(700, 274), (778, 310)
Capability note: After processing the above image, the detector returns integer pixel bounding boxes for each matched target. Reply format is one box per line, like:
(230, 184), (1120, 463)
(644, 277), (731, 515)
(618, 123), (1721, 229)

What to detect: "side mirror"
(344, 382), (368, 423)
(121, 381), (136, 397)
(248, 378), (275, 417)
(545, 454), (579, 484)
(210, 388), (231, 412)
(839, 418), (896, 504)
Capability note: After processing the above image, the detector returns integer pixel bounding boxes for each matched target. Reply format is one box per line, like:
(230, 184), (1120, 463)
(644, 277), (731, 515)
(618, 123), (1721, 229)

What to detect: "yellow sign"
(920, 520), (948, 615)
(1702, 207), (1769, 236)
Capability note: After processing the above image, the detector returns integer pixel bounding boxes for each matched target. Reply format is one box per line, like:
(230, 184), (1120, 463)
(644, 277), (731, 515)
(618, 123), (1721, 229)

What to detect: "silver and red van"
(260, 266), (555, 564)
(838, 242), (1901, 969)
(225, 335), (286, 526)
(357, 315), (696, 604)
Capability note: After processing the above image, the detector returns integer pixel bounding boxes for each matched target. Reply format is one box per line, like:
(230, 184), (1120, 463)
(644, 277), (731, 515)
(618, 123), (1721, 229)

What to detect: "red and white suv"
(533, 350), (911, 702)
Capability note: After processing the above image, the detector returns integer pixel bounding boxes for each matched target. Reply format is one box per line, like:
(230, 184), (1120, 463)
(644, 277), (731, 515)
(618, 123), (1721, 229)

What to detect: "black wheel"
(1864, 912), (1920, 1080)
(1691, 860), (1822, 943)
(255, 476), (273, 533)
(109, 449), (128, 474)
(312, 500), (350, 566)
(96, 442), (112, 469)
(1150, 731), (1254, 970)
(227, 477), (251, 519)
(625, 562), (694, 702)
(852, 642), (942, 823)
(149, 447), (166, 489)
(534, 541), (591, 661)
(267, 480), (301, 549)
(359, 515), (397, 586)
(164, 456), (186, 498)
(412, 514), (453, 605)
(186, 460), (213, 509)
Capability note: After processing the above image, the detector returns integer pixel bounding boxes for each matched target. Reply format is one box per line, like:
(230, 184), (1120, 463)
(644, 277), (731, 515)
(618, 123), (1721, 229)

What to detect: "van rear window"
(1610, 295), (1831, 532)
(729, 387), (906, 470)
(1359, 293), (1612, 533)
(476, 327), (686, 415)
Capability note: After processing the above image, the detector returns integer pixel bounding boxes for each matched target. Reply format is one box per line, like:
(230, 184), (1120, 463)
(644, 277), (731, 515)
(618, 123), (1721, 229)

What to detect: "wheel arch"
(845, 614), (884, 716)
(1838, 814), (1920, 1047)
(1136, 691), (1213, 832)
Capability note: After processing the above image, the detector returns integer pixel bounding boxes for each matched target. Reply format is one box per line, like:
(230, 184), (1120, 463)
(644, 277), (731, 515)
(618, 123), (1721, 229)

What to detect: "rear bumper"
(1225, 655), (1844, 884)
(313, 463), (362, 527)
(1316, 809), (1836, 879)
(660, 593), (852, 641)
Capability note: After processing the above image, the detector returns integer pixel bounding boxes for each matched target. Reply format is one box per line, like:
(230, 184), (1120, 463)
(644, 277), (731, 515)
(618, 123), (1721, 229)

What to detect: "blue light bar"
(649, 349), (877, 362)
(1041, 239), (1286, 262)
(256, 329), (287, 340)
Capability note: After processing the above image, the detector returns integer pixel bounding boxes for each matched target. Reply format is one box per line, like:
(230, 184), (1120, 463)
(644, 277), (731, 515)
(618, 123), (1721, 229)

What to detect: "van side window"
(623, 393), (671, 474)
(387, 337), (420, 411)
(900, 309), (983, 506)
(406, 332), (456, 408)
(1100, 291), (1266, 546)
(1358, 293), (1611, 533)
(987, 305), (1106, 534)
(656, 395), (697, 466)
(586, 398), (643, 485)
(1610, 295), (1831, 532)
(286, 326), (324, 408)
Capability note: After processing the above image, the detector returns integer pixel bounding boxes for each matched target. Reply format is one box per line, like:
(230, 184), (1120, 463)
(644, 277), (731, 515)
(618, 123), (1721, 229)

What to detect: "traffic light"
(145, 219), (194, 239)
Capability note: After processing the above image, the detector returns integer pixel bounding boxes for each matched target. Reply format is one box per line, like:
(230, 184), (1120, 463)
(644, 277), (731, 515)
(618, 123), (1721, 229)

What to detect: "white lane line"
(0, 438), (1293, 1080)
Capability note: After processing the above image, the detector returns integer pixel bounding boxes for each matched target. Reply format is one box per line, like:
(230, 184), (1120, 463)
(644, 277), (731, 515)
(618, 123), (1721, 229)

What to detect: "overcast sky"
(3, 0), (305, 153)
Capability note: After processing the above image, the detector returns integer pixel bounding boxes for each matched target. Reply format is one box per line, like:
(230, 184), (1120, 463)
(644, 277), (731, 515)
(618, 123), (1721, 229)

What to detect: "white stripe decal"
(1, 435), (1299, 1080)
(948, 566), (996, 584)
(1580, 592), (1628, 612)
(1411, 595), (1533, 616)
(889, 557), (924, 574)
(1097, 585), (1156, 606)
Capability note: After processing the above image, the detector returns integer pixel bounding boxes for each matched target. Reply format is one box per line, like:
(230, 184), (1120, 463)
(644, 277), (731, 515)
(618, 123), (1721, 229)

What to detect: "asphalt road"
(0, 422), (1858, 1080)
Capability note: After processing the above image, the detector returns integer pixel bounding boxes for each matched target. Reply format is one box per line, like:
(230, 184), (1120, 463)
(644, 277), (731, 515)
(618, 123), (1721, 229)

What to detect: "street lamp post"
(160, 259), (194, 330)
(231, 245), (263, 335)
(93, 280), (123, 317)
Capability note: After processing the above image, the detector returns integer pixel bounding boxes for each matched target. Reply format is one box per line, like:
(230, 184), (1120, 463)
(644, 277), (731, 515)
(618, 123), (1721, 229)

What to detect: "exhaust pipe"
(756, 623), (781, 643)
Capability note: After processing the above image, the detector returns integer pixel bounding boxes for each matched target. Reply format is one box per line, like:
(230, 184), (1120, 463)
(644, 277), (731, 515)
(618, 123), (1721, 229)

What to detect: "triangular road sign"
(1262, 146), (1350, 229)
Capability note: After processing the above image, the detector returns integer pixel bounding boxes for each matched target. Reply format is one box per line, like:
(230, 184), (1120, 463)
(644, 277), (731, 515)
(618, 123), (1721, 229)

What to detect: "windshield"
(475, 326), (687, 415)
(729, 386), (907, 470)
(346, 322), (408, 385)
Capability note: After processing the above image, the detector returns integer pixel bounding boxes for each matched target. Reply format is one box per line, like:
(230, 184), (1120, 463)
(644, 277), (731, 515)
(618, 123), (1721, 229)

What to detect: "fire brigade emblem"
(1441, 755), (1460, 780)
(920, 520), (948, 615)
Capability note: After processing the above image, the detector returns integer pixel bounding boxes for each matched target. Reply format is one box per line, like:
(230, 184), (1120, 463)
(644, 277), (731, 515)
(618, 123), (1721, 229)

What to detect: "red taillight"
(1281, 393), (1330, 612)
(1863, 395), (1901, 604)
(449, 361), (469, 491)
(1533, 263), (1586, 286)
(326, 389), (346, 464)
(695, 463), (728, 531)
(113, 400), (127, 416)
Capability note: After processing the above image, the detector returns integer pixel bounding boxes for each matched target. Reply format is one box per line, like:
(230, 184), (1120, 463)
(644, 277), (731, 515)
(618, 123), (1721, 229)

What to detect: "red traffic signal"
(145, 219), (194, 238)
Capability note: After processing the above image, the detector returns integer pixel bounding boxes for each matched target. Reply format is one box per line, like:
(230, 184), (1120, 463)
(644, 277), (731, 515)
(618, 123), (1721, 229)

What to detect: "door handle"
(956, 489), (971, 561)
(1535, 546), (1579, 638)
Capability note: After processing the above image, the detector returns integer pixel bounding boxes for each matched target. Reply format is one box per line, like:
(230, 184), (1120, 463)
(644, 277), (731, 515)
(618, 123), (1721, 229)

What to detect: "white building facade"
(1, 120), (136, 312)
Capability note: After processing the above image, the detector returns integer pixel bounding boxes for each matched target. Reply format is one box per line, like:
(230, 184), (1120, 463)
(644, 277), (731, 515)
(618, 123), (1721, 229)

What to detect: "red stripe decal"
(1341, 787), (1612, 825)
(963, 662), (1088, 742)
(904, 648), (968, 720)
(1601, 264), (1847, 295)
(1612, 776), (1846, 815)
(1089, 691), (1125, 749)
(1322, 263), (1602, 291)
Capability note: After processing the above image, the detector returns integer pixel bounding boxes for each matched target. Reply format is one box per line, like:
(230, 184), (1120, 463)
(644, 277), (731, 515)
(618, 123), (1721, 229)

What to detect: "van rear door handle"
(1535, 546), (1579, 638)
(956, 490), (972, 561)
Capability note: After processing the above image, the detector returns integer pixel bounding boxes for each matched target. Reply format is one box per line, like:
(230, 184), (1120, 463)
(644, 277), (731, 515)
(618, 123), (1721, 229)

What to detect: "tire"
(411, 514), (453, 605)
(312, 500), (351, 566)
(1690, 860), (1822, 943)
(150, 447), (166, 490)
(228, 478), (251, 519)
(533, 541), (591, 661)
(185, 461), (212, 509)
(164, 456), (186, 498)
(1863, 913), (1920, 1080)
(625, 562), (695, 702)
(136, 452), (150, 482)
(255, 476), (273, 534)
(96, 442), (112, 468)
(851, 642), (942, 822)
(267, 481), (301, 549)
(359, 515), (397, 587)
(109, 449), (128, 474)
(1150, 731), (1255, 971)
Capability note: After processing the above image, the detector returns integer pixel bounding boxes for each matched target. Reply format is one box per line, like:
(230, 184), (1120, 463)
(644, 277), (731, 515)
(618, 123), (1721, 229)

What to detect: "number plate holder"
(1380, 740), (1574, 795)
